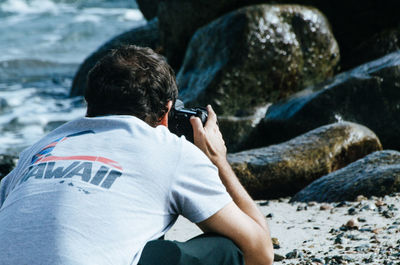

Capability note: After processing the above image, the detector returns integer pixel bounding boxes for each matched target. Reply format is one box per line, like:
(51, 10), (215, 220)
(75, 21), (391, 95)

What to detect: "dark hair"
(85, 45), (178, 126)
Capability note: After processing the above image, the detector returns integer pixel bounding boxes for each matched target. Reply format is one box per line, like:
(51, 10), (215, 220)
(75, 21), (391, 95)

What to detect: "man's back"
(0, 115), (231, 265)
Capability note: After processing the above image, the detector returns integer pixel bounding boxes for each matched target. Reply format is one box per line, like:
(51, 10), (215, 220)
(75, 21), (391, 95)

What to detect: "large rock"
(177, 4), (339, 116)
(218, 104), (269, 152)
(157, 0), (246, 69)
(308, 0), (400, 70)
(291, 150), (400, 202)
(0, 154), (17, 182)
(70, 19), (161, 97)
(157, 0), (400, 70)
(227, 122), (382, 199)
(242, 51), (400, 151)
(136, 0), (158, 20)
(348, 27), (400, 71)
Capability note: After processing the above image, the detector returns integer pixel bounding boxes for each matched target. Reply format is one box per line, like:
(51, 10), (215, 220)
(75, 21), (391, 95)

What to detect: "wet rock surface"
(242, 51), (400, 151)
(292, 150), (400, 203)
(218, 105), (269, 152)
(156, 0), (400, 71)
(348, 27), (400, 72)
(70, 18), (161, 97)
(157, 0), (248, 70)
(136, 0), (158, 21)
(227, 122), (382, 199)
(177, 4), (339, 116)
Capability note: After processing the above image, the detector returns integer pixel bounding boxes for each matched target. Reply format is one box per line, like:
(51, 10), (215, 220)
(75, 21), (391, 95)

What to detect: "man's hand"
(190, 105), (227, 166)
(190, 105), (274, 265)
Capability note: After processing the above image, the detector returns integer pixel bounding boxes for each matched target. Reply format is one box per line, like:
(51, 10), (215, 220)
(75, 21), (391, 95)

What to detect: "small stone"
(335, 201), (348, 207)
(375, 200), (385, 207)
(334, 236), (344, 244)
(285, 249), (303, 259)
(297, 205), (307, 211)
(271, 237), (280, 249)
(311, 258), (324, 264)
(372, 228), (383, 234)
(358, 217), (367, 222)
(361, 203), (376, 211)
(382, 210), (394, 218)
(274, 253), (285, 261)
(266, 213), (274, 218)
(363, 254), (375, 263)
(370, 239), (380, 244)
(345, 218), (359, 229)
(320, 204), (333, 211)
(355, 243), (371, 252)
(307, 201), (317, 207)
(356, 195), (368, 202)
(348, 207), (357, 215)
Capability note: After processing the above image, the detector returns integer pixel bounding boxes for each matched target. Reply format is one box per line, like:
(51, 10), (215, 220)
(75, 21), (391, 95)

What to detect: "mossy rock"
(228, 122), (382, 199)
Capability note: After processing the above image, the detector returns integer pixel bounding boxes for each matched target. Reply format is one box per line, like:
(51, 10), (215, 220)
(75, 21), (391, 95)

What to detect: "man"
(0, 46), (273, 265)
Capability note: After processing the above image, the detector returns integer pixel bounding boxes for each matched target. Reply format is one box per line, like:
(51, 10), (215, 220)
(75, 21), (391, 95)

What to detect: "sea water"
(0, 0), (145, 155)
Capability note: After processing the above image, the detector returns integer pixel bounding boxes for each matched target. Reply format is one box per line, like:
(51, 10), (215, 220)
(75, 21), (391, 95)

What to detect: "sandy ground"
(166, 193), (400, 264)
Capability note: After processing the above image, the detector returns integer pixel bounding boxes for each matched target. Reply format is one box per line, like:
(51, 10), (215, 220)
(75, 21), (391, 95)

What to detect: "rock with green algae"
(177, 4), (339, 117)
(156, 0), (400, 70)
(241, 51), (400, 151)
(228, 122), (382, 199)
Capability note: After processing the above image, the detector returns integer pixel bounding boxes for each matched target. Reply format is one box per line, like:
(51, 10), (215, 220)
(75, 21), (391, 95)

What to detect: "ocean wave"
(0, 0), (139, 155)
(0, 0), (135, 15)
(0, 59), (78, 82)
(0, 0), (70, 15)
(0, 85), (86, 155)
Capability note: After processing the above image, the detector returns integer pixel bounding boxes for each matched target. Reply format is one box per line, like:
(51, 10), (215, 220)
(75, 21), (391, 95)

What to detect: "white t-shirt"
(0, 115), (232, 265)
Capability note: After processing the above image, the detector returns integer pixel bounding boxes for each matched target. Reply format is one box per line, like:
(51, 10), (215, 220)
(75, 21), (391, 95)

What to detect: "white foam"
(121, 9), (144, 21)
(0, 86), (86, 154)
(1, 0), (59, 14)
(74, 14), (102, 23)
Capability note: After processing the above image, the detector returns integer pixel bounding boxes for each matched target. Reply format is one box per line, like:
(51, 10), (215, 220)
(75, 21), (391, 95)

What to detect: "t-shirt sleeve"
(169, 139), (232, 223)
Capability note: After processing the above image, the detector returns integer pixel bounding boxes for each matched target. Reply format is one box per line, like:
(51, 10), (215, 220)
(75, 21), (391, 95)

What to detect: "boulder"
(227, 122), (382, 199)
(157, 0), (400, 70)
(0, 154), (18, 182)
(177, 4), (339, 116)
(348, 27), (400, 71)
(242, 51), (400, 151)
(157, 0), (246, 69)
(218, 104), (269, 152)
(136, 0), (158, 21)
(291, 150), (400, 202)
(307, 0), (400, 70)
(70, 18), (161, 97)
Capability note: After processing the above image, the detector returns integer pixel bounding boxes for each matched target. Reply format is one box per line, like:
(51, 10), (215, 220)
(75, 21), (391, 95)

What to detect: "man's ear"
(158, 100), (173, 127)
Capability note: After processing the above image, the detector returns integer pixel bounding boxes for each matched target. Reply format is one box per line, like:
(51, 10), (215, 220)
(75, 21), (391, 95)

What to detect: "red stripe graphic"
(35, 155), (123, 171)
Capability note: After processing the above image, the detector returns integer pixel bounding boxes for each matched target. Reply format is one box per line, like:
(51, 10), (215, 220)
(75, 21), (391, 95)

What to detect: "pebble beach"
(167, 194), (400, 264)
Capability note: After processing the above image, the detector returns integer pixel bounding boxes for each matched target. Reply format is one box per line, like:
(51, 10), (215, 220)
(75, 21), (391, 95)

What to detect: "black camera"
(169, 99), (208, 143)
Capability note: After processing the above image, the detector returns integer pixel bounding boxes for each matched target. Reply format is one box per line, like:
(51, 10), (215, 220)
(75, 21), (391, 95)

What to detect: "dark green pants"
(138, 234), (244, 265)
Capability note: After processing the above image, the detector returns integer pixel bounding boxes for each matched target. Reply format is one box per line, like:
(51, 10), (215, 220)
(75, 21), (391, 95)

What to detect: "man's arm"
(190, 106), (274, 265)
